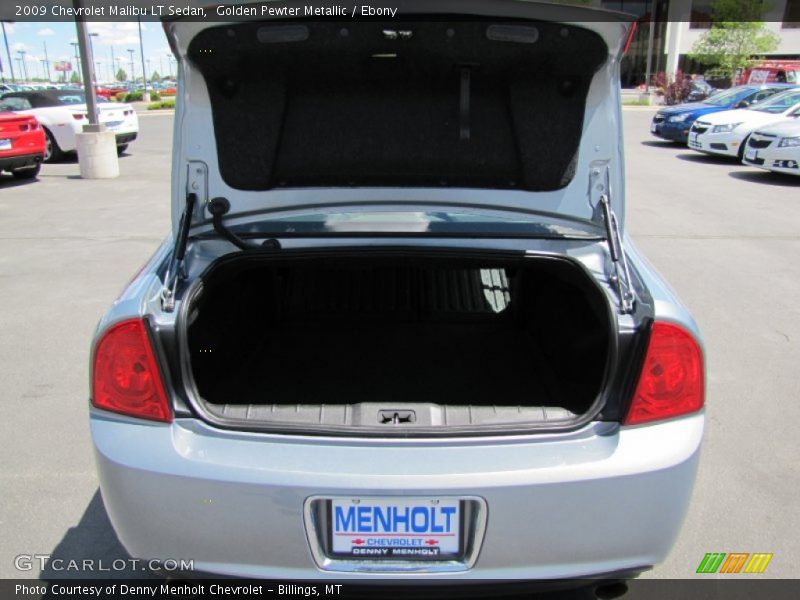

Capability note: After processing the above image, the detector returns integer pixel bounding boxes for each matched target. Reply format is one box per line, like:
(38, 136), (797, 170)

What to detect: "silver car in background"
(90, 0), (704, 581)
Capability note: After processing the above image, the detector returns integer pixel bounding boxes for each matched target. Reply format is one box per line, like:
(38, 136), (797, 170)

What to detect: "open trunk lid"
(163, 1), (633, 237)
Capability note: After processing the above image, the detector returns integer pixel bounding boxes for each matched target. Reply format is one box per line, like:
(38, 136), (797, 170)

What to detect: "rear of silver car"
(90, 0), (704, 580)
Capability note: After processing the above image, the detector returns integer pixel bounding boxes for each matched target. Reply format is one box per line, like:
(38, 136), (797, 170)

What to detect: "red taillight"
(92, 319), (172, 422)
(72, 113), (85, 120)
(624, 322), (704, 426)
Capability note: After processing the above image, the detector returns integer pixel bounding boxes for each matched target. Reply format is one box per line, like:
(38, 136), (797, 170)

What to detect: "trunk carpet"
(205, 322), (571, 408)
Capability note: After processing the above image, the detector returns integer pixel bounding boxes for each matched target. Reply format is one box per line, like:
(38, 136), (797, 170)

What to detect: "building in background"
(595, 0), (800, 87)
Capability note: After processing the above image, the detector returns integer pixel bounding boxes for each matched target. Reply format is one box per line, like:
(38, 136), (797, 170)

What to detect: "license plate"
(690, 132), (699, 144)
(0, 139), (11, 150)
(105, 121), (123, 129)
(330, 497), (461, 559)
(745, 148), (757, 161)
(650, 122), (657, 133)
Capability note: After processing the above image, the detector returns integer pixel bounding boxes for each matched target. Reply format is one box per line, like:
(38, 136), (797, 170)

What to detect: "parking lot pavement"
(0, 109), (798, 580)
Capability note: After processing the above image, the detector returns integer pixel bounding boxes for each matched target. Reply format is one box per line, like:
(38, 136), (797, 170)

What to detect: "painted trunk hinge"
(161, 162), (206, 312)
(161, 191), (196, 312)
(590, 164), (635, 314)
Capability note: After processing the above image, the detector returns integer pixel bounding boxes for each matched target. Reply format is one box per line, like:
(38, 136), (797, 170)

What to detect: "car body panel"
(742, 118), (800, 175)
(0, 111), (45, 172)
(93, 411), (702, 578)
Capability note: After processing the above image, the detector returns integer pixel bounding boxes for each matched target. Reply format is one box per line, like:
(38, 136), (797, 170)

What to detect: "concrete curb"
(136, 110), (175, 116)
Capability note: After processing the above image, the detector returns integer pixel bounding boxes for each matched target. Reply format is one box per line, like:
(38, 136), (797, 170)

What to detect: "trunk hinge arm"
(589, 163), (635, 314)
(599, 193), (635, 314)
(161, 192), (197, 313)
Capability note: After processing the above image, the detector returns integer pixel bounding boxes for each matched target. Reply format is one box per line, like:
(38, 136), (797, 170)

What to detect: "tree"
(689, 0), (779, 82)
(70, 71), (81, 84)
(115, 68), (127, 82)
(150, 70), (161, 83)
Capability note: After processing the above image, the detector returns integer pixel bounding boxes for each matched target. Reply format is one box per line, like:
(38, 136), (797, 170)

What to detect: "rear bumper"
(92, 412), (703, 580)
(0, 152), (43, 171)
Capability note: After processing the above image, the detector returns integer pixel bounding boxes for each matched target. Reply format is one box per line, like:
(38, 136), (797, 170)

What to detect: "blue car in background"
(650, 84), (795, 143)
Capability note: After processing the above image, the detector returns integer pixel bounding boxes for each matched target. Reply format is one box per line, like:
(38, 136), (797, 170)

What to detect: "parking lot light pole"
(127, 49), (134, 84)
(17, 50), (29, 82)
(43, 40), (51, 82)
(74, 1), (119, 179)
(1, 22), (15, 83)
(138, 17), (149, 102)
(70, 41), (81, 83)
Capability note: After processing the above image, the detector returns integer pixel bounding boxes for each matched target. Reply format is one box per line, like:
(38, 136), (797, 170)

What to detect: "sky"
(1, 21), (175, 83)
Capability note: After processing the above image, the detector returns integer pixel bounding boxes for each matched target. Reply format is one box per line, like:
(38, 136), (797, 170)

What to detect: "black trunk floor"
(203, 322), (580, 409)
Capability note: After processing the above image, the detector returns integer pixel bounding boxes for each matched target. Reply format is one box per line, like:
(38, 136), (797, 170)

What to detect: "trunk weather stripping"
(590, 164), (635, 314)
(161, 192), (196, 312)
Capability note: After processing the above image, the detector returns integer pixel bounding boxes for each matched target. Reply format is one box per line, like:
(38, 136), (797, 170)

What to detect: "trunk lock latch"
(378, 410), (416, 425)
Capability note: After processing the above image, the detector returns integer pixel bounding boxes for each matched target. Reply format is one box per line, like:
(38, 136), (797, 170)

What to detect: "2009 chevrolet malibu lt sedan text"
(90, 0), (705, 581)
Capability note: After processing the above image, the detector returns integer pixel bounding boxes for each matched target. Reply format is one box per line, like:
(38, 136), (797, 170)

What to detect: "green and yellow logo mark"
(696, 552), (773, 574)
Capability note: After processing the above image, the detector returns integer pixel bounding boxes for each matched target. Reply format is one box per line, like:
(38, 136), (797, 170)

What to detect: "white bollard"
(75, 131), (119, 179)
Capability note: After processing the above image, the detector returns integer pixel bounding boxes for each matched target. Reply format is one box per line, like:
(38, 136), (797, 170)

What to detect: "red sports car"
(96, 85), (128, 99)
(0, 111), (45, 179)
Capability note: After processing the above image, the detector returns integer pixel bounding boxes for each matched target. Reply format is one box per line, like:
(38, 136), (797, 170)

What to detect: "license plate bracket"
(304, 495), (487, 573)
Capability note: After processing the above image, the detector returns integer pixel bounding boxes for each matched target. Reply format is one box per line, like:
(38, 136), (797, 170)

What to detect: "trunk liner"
(189, 263), (603, 418)
(204, 322), (572, 410)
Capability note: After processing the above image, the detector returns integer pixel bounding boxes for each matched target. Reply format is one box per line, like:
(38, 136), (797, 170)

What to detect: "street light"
(137, 17), (148, 99)
(1, 22), (16, 83)
(127, 49), (134, 84)
(88, 32), (99, 82)
(17, 49), (29, 82)
(42, 40), (51, 82)
(70, 41), (81, 83)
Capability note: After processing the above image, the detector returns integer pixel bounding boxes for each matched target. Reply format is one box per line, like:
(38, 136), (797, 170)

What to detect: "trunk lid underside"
(164, 3), (632, 233)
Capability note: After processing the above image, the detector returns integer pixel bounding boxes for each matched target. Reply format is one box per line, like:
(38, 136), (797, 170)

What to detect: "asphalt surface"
(0, 108), (798, 585)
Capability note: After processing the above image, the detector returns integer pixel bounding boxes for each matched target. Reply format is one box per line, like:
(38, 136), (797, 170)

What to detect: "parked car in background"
(0, 110), (45, 179)
(650, 84), (792, 143)
(737, 61), (800, 86)
(685, 79), (715, 103)
(741, 114), (800, 176)
(96, 84), (129, 100)
(688, 88), (800, 158)
(0, 89), (138, 161)
(91, 10), (705, 582)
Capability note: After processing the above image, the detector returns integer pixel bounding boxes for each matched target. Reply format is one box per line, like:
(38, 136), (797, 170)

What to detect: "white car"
(0, 88), (138, 161)
(741, 115), (800, 176)
(687, 87), (800, 158)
